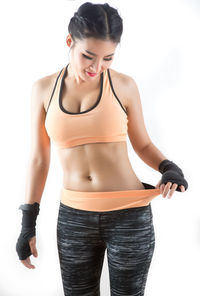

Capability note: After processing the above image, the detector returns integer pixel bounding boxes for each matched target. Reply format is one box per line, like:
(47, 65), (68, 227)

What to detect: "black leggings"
(57, 202), (155, 296)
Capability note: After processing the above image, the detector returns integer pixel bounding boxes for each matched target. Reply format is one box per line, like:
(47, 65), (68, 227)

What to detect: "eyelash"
(82, 54), (112, 61)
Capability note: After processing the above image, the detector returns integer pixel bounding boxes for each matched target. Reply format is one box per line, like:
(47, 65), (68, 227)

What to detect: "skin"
(20, 34), (185, 269)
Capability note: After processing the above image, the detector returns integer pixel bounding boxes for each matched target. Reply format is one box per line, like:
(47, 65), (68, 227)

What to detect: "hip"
(59, 182), (161, 212)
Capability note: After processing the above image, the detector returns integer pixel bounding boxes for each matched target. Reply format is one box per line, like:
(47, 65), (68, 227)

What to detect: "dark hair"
(68, 2), (123, 47)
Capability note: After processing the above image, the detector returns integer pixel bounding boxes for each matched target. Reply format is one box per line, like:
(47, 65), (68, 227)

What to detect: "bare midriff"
(57, 141), (161, 211)
(57, 141), (145, 192)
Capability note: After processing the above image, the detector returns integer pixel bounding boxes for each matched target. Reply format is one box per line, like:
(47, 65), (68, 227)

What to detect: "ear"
(66, 34), (73, 47)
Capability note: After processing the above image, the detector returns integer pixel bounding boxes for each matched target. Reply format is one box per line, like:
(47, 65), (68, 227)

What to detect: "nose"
(90, 60), (102, 74)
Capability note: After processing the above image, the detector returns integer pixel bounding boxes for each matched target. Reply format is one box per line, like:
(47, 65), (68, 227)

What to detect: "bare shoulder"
(33, 69), (62, 113)
(108, 68), (137, 110)
(109, 68), (134, 83)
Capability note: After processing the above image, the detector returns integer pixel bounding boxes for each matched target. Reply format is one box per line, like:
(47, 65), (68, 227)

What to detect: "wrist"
(19, 202), (40, 213)
(158, 159), (184, 177)
(19, 202), (40, 228)
(158, 159), (172, 174)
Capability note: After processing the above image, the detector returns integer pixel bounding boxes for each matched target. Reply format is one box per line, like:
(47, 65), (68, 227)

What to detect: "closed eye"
(82, 54), (112, 61)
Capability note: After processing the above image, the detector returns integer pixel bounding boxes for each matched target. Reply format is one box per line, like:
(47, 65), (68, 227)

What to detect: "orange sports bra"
(44, 63), (128, 149)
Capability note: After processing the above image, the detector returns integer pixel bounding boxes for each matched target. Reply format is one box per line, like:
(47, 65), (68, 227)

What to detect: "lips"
(86, 71), (97, 77)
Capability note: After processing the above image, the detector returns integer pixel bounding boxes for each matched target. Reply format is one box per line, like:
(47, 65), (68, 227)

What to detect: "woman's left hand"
(155, 180), (185, 199)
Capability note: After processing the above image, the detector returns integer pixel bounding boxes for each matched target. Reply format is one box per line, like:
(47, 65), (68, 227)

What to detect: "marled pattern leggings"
(57, 202), (155, 296)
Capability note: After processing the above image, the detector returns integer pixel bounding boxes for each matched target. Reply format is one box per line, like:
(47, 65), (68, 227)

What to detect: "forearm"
(24, 160), (50, 204)
(136, 142), (167, 171)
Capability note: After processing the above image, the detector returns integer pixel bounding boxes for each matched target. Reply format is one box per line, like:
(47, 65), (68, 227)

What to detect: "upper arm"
(29, 77), (51, 164)
(126, 77), (152, 153)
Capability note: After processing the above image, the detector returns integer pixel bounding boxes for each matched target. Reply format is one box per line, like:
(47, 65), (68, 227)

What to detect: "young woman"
(16, 2), (188, 295)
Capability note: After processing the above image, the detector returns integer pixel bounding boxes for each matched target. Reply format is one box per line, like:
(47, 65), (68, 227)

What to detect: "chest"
(44, 69), (128, 114)
(44, 67), (129, 150)
(61, 80), (102, 114)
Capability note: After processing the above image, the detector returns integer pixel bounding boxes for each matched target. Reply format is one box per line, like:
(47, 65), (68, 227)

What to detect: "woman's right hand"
(20, 236), (38, 269)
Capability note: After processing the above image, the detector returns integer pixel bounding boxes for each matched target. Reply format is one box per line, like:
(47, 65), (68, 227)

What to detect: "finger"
(159, 183), (165, 194)
(168, 183), (178, 199)
(29, 237), (38, 258)
(30, 243), (38, 258)
(21, 257), (35, 269)
(180, 185), (185, 192)
(162, 182), (172, 198)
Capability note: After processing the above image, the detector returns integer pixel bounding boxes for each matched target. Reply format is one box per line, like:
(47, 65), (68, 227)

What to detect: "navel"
(87, 175), (93, 181)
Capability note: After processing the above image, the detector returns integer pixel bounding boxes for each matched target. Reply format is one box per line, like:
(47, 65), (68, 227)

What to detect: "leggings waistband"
(60, 182), (161, 212)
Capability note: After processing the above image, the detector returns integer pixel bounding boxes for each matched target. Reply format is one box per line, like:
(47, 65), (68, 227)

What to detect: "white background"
(0, 0), (199, 295)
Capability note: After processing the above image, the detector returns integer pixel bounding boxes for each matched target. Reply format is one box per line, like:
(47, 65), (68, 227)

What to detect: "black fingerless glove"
(158, 159), (188, 192)
(16, 202), (40, 260)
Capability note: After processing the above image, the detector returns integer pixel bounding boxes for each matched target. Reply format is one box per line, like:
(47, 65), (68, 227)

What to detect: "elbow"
(29, 145), (51, 167)
(136, 142), (153, 156)
(29, 154), (50, 168)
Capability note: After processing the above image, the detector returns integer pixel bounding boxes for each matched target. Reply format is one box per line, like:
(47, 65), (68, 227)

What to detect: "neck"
(66, 63), (101, 88)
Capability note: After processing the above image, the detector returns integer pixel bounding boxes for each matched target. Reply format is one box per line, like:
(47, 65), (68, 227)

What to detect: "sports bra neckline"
(58, 63), (104, 115)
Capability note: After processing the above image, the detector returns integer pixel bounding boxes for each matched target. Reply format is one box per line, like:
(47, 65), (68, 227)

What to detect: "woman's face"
(68, 36), (118, 84)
